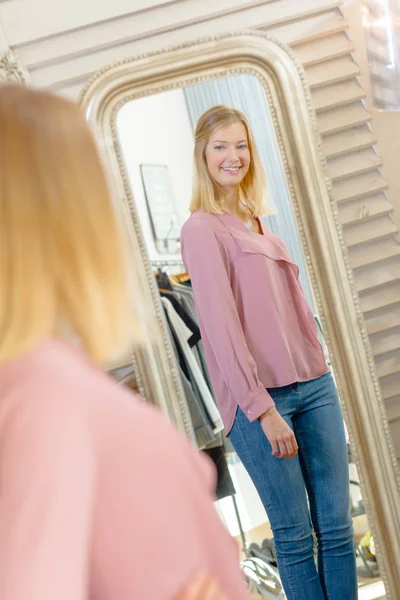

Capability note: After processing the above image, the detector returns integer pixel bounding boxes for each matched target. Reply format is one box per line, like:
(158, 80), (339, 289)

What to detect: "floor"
(235, 517), (386, 600)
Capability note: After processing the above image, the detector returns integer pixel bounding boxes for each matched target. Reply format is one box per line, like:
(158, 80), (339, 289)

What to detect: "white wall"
(117, 88), (194, 262)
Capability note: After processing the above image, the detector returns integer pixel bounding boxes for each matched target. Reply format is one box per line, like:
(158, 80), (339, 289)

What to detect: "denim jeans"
(229, 372), (357, 600)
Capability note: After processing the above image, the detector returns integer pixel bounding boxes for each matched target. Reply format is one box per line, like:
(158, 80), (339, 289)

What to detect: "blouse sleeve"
(181, 218), (274, 421)
(0, 391), (96, 600)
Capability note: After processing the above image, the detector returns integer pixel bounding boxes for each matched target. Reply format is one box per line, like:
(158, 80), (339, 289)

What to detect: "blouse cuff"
(242, 389), (275, 423)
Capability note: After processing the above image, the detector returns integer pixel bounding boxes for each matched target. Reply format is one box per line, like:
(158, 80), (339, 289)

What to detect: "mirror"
(80, 32), (400, 599)
(116, 73), (383, 599)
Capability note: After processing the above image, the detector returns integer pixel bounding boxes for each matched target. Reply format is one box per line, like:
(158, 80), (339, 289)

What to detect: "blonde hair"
(190, 104), (271, 216)
(0, 83), (143, 364)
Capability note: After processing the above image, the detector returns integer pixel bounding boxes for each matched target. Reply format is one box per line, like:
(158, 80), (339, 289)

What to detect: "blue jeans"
(229, 372), (357, 600)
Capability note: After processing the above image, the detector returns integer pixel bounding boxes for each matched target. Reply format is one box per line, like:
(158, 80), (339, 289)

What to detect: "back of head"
(0, 83), (141, 363)
(190, 104), (269, 216)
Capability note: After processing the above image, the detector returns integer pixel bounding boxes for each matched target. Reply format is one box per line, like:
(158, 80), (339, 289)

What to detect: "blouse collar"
(215, 212), (266, 237)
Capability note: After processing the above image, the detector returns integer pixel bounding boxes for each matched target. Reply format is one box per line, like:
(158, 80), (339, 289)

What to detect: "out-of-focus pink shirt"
(0, 338), (250, 600)
(181, 211), (329, 433)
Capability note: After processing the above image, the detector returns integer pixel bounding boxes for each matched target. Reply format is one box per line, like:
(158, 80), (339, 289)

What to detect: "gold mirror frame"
(80, 31), (400, 597)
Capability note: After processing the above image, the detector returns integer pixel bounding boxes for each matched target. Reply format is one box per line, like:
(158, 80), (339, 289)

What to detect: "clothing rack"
(151, 259), (185, 267)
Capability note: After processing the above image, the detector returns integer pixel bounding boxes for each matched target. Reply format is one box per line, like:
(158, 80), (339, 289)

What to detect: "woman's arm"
(181, 218), (274, 422)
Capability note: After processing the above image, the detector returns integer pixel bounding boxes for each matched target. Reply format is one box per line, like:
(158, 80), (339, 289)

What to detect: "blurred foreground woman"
(0, 83), (249, 600)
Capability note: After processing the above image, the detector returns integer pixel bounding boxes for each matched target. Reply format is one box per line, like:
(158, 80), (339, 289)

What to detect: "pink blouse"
(0, 339), (250, 600)
(181, 211), (329, 433)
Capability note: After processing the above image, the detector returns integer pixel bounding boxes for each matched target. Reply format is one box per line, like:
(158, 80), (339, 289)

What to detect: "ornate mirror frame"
(80, 31), (400, 596)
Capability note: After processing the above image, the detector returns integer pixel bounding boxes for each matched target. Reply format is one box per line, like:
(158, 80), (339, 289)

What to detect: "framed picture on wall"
(140, 164), (181, 245)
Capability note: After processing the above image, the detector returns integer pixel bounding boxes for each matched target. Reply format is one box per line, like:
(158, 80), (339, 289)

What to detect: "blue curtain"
(183, 74), (315, 311)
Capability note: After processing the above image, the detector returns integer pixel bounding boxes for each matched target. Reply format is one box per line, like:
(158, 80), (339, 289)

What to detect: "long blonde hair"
(0, 83), (142, 364)
(190, 104), (271, 216)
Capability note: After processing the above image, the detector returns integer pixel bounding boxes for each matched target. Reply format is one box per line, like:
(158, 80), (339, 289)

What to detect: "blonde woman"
(0, 85), (249, 600)
(181, 105), (357, 600)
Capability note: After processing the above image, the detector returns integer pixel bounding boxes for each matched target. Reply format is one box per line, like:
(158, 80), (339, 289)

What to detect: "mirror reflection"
(116, 74), (384, 600)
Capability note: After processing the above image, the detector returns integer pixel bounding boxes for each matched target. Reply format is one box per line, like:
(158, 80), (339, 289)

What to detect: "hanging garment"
(162, 297), (223, 433)
(159, 290), (201, 348)
(162, 306), (216, 449)
(179, 365), (216, 449)
(155, 268), (174, 291)
(160, 290), (205, 374)
(160, 285), (235, 496)
(171, 285), (213, 392)
(163, 305), (216, 428)
(203, 444), (236, 501)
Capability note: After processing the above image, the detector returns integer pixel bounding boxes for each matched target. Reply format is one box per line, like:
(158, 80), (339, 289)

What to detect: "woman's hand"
(259, 407), (298, 459)
(175, 573), (227, 600)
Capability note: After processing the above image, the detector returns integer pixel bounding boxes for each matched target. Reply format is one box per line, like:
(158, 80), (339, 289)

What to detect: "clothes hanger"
(170, 272), (190, 284)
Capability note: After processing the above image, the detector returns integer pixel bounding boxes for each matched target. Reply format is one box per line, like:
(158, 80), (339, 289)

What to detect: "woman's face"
(204, 122), (251, 191)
